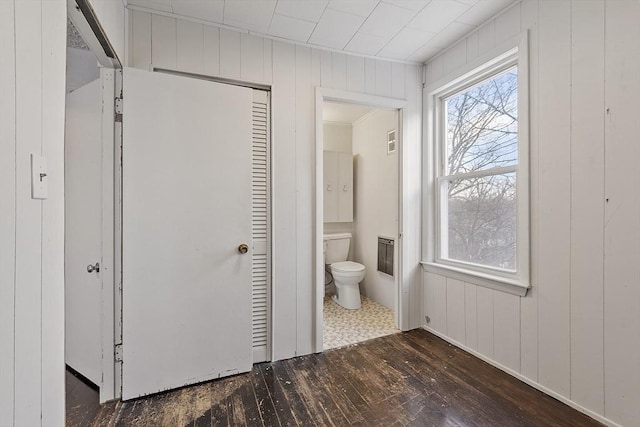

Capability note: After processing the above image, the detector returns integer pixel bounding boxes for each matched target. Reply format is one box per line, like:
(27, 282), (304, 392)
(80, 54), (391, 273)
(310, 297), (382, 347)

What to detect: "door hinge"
(114, 343), (123, 362)
(114, 97), (123, 122)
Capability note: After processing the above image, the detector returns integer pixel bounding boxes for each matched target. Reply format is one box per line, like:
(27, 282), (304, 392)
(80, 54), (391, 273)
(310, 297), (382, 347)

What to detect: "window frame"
(422, 36), (530, 296)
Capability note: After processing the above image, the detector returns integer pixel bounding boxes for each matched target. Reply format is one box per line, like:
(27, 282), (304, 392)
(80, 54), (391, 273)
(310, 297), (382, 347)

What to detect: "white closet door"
(121, 67), (253, 400)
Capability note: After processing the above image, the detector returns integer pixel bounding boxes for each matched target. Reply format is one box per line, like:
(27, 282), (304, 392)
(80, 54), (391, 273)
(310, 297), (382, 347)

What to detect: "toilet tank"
(323, 233), (351, 264)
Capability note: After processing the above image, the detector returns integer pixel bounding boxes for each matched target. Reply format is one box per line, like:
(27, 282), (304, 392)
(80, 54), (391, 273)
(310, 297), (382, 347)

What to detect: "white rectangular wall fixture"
(377, 237), (394, 276)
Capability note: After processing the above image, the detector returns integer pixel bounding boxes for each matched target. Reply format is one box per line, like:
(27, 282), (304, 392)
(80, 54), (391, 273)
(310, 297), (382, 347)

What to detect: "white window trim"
(422, 33), (530, 297)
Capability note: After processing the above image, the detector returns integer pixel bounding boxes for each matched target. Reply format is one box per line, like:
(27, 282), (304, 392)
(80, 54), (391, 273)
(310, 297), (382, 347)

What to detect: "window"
(424, 44), (529, 294)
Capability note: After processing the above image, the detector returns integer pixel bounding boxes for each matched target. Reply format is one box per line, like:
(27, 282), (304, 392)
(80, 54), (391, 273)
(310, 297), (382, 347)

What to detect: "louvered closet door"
(251, 90), (271, 363)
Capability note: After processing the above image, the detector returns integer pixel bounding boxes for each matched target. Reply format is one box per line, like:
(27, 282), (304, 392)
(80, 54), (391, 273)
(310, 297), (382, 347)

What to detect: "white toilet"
(323, 233), (366, 310)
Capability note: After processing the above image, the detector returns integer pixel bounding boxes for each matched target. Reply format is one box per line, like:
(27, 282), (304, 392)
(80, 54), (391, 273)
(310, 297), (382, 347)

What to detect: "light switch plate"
(31, 154), (48, 199)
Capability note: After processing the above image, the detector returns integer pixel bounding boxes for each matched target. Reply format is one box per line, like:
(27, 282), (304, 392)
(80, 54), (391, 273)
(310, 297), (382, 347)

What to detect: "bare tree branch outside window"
(442, 67), (518, 270)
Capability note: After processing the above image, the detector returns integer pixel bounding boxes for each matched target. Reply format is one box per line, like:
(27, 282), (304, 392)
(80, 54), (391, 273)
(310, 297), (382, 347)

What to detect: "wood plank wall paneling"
(271, 40), (298, 360)
(364, 58), (376, 94)
(331, 52), (347, 91)
(404, 63), (423, 329)
(603, 2), (640, 425)
(41, 0), (67, 422)
(220, 29), (241, 79)
(422, 1), (640, 425)
(130, 11), (151, 69)
(346, 55), (365, 93)
(445, 278), (466, 344)
(570, 0), (605, 414)
(295, 45), (314, 356)
(537, 0), (571, 398)
(151, 14), (177, 70)
(177, 20), (203, 74)
(0, 0), (17, 424)
(203, 26), (220, 77)
(241, 34), (264, 83)
(128, 11), (423, 361)
(14, 2), (45, 424)
(0, 0), (67, 424)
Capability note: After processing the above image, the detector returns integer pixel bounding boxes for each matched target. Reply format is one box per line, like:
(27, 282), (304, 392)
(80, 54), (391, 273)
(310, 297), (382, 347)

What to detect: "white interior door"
(65, 78), (103, 385)
(121, 68), (253, 400)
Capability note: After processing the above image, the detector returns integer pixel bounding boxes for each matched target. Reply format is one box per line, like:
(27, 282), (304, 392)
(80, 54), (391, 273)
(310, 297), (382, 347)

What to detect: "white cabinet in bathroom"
(324, 150), (353, 222)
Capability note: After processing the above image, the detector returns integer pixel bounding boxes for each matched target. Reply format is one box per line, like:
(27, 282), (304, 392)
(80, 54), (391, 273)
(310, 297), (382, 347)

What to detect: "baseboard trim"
(421, 326), (620, 427)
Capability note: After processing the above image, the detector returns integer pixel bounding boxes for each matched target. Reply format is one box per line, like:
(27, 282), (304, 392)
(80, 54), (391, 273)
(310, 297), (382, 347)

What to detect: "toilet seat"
(331, 261), (365, 273)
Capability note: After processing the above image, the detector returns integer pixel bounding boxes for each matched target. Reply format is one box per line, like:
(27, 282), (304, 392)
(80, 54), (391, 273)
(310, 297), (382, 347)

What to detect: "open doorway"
(64, 15), (103, 409)
(64, 2), (121, 423)
(321, 101), (401, 350)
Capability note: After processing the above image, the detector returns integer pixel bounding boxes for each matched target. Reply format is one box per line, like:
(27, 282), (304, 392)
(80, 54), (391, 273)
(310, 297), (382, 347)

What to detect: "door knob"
(238, 244), (249, 254)
(87, 262), (100, 273)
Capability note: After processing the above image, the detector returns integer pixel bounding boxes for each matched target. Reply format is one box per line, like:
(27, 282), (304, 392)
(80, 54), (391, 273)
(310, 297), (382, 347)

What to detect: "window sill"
(420, 261), (530, 297)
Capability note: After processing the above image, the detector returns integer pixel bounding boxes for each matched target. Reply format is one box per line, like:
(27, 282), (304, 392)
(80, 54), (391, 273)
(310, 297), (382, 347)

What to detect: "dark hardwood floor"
(67, 329), (602, 426)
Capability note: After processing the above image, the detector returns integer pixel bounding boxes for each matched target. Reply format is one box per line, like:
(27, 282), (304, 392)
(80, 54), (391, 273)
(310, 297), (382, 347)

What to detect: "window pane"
(446, 67), (518, 175)
(445, 173), (516, 270)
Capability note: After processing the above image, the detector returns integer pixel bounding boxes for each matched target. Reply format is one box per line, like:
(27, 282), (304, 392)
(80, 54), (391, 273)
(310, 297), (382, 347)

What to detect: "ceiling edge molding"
(126, 4), (422, 66)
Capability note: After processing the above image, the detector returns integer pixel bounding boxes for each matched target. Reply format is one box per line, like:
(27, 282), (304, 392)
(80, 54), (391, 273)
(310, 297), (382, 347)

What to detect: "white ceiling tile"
(276, 0), (329, 22)
(358, 2), (416, 39)
(129, 0), (173, 13)
(382, 0), (430, 12)
(344, 32), (387, 55)
(223, 0), (277, 33)
(127, 0), (507, 64)
(171, 0), (224, 22)
(456, 0), (514, 26)
(308, 8), (365, 49)
(377, 26), (436, 59)
(408, 0), (470, 33)
(327, 0), (379, 17)
(408, 21), (473, 62)
(268, 13), (316, 42)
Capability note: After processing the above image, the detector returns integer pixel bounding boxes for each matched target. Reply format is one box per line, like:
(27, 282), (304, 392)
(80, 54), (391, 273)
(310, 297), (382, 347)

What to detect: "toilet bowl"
(330, 261), (366, 309)
(323, 232), (366, 309)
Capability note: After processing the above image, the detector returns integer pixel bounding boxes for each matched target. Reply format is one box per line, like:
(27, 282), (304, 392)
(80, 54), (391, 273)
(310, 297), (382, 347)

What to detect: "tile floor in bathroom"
(323, 295), (400, 350)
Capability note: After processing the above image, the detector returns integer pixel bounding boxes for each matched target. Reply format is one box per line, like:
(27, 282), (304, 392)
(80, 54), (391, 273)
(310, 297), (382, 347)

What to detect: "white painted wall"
(422, 1), (640, 426)
(88, 0), (127, 63)
(66, 47), (99, 93)
(352, 110), (398, 310)
(0, 0), (67, 425)
(128, 10), (423, 359)
(323, 122), (352, 153)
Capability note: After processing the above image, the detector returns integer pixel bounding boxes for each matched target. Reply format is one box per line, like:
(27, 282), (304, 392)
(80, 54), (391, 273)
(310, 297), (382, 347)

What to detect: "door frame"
(314, 88), (408, 353)
(67, 0), (122, 402)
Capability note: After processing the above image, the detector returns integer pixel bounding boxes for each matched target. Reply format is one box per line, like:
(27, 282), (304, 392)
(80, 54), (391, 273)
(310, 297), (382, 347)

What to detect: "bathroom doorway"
(320, 100), (401, 350)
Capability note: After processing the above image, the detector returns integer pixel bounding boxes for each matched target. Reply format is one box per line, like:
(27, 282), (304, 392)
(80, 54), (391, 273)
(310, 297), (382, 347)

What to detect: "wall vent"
(387, 130), (396, 154)
(377, 237), (394, 277)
